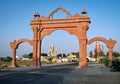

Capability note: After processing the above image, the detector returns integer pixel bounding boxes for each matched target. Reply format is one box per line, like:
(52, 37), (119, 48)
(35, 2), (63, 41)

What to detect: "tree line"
(22, 52), (79, 59)
(89, 50), (120, 58)
(0, 51), (119, 62)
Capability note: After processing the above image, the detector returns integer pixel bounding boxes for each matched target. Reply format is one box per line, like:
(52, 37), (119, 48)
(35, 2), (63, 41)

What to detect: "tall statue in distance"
(48, 44), (57, 57)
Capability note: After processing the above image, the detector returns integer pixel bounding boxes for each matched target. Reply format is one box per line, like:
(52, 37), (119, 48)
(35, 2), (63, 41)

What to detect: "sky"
(0, 0), (120, 58)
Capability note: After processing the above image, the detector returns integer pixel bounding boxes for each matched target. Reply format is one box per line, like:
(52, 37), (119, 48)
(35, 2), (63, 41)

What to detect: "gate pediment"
(48, 7), (72, 19)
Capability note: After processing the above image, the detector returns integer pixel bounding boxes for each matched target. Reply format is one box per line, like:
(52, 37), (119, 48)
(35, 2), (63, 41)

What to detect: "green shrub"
(111, 59), (120, 71)
(102, 57), (109, 66)
(0, 57), (12, 62)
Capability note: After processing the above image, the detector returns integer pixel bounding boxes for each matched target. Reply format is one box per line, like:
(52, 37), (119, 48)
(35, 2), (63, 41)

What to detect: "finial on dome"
(81, 9), (87, 16)
(34, 12), (40, 19)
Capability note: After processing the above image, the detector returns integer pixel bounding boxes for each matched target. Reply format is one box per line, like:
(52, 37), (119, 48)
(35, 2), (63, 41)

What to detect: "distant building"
(22, 58), (32, 60)
(67, 53), (78, 62)
(95, 42), (102, 53)
(48, 44), (57, 57)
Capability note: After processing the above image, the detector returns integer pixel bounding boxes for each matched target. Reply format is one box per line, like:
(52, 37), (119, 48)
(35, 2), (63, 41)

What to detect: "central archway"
(41, 30), (79, 54)
(30, 7), (91, 68)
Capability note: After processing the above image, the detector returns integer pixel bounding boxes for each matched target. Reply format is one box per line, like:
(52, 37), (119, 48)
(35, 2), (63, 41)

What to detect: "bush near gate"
(102, 57), (109, 67)
(111, 59), (120, 72)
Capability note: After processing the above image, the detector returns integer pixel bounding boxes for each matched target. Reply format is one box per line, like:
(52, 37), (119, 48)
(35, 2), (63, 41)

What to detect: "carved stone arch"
(11, 7), (91, 68)
(15, 38), (33, 48)
(9, 38), (33, 68)
(41, 28), (56, 40)
(87, 37), (108, 46)
(41, 28), (79, 40)
(48, 7), (72, 19)
(87, 37), (117, 67)
(10, 7), (117, 68)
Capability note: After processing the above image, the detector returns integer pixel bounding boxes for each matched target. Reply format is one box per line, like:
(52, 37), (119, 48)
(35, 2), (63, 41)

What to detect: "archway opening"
(87, 41), (108, 65)
(16, 42), (32, 67)
(41, 30), (79, 65)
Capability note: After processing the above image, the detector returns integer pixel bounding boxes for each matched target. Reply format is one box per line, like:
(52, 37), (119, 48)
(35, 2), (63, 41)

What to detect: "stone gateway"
(10, 7), (116, 68)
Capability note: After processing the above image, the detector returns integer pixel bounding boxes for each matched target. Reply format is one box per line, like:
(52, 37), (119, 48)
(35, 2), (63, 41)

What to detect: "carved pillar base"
(78, 61), (87, 68)
(32, 60), (38, 68)
(9, 63), (16, 68)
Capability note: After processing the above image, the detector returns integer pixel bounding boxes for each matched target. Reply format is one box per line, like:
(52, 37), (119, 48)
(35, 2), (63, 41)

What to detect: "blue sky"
(0, 0), (120, 58)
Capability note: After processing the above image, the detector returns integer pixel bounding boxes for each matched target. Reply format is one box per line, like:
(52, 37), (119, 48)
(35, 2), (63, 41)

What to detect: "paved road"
(0, 62), (120, 84)
(0, 63), (77, 84)
(64, 62), (120, 84)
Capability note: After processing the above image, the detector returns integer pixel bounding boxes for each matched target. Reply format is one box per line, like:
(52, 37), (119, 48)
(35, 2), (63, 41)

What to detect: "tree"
(89, 51), (93, 58)
(57, 54), (62, 58)
(41, 53), (47, 56)
(22, 52), (48, 59)
(57, 53), (66, 58)
(23, 54), (28, 58)
(0, 56), (12, 62)
(94, 49), (98, 58)
(6, 56), (12, 62)
(27, 53), (33, 59)
(99, 51), (105, 56)
(112, 52), (120, 58)
(62, 53), (67, 57)
(22, 53), (33, 59)
(71, 52), (79, 58)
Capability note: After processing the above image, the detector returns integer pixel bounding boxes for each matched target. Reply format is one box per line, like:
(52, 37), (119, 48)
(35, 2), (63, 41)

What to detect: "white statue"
(48, 44), (57, 57)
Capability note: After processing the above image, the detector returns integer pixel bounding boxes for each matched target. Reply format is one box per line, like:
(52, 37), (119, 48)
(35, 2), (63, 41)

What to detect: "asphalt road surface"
(0, 62), (120, 84)
(0, 63), (77, 84)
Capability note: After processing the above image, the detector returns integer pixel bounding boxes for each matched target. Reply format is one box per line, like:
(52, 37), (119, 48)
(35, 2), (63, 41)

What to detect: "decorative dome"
(81, 9), (87, 15)
(34, 12), (40, 18)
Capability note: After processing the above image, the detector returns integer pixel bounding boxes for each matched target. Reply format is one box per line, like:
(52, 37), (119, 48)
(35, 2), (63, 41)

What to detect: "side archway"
(87, 37), (116, 67)
(10, 38), (33, 68)
(15, 39), (33, 48)
(87, 37), (108, 46)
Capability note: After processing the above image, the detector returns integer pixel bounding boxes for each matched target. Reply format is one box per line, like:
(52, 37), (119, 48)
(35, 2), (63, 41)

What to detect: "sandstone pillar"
(10, 41), (17, 68)
(108, 47), (113, 67)
(32, 26), (38, 68)
(79, 39), (87, 68)
(107, 38), (116, 67)
(33, 40), (38, 68)
(10, 48), (16, 68)
(37, 40), (41, 67)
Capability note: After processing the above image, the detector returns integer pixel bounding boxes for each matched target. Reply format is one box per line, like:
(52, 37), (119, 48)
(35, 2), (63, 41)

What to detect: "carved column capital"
(107, 38), (117, 48)
(10, 40), (17, 49)
(78, 22), (89, 31)
(32, 27), (39, 32)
